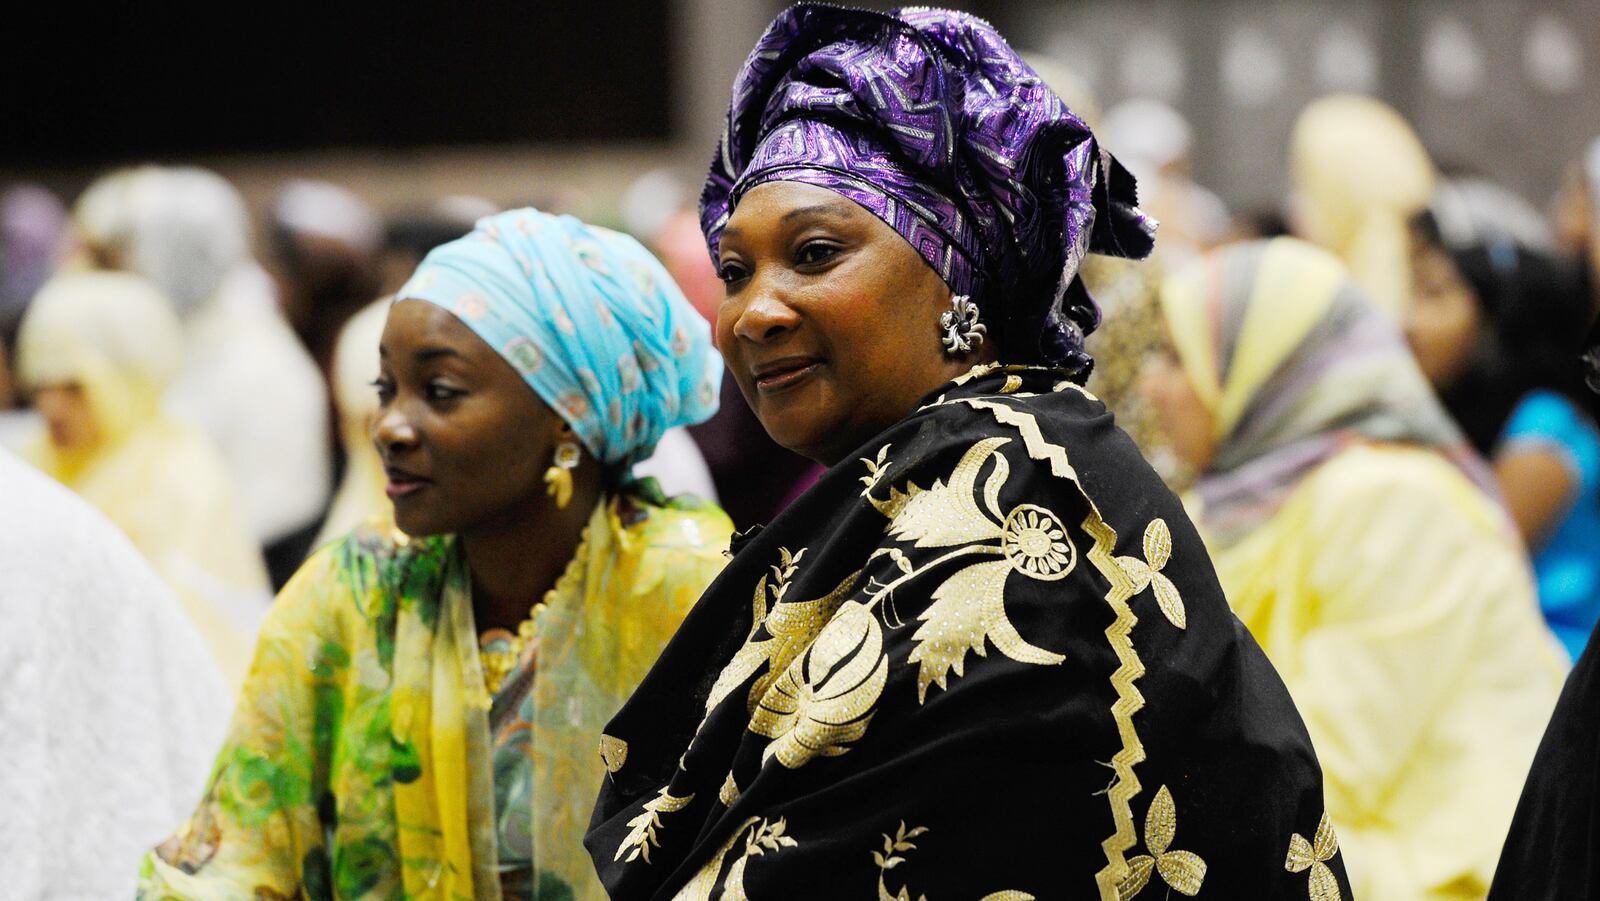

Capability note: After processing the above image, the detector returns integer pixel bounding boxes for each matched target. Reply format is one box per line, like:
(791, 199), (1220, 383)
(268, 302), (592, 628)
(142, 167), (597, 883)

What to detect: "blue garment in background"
(1503, 389), (1600, 661)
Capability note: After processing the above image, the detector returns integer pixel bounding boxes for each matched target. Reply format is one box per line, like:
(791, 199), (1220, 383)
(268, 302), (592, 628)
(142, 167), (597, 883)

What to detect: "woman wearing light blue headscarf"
(141, 209), (733, 901)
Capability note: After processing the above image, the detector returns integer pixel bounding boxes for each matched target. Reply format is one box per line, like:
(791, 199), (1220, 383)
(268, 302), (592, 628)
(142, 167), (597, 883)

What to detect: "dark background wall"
(4, 0), (1596, 219)
(2, 2), (674, 167)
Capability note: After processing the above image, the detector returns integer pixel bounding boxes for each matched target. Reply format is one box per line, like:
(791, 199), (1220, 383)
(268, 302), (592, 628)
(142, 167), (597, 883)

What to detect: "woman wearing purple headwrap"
(586, 7), (1349, 899)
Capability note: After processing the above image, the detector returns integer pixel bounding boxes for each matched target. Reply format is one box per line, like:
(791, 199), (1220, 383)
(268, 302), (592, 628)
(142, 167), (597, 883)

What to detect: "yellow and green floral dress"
(139, 489), (731, 901)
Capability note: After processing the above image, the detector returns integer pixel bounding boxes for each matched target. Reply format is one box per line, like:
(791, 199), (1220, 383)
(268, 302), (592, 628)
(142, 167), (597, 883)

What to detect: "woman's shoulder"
(621, 483), (736, 555)
(1504, 390), (1600, 483)
(272, 521), (454, 628)
(1299, 443), (1508, 538)
(1505, 390), (1599, 443)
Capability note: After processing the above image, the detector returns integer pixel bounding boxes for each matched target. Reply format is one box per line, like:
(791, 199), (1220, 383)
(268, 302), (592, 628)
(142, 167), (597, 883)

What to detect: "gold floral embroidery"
(875, 438), (1068, 702)
(1116, 519), (1187, 629)
(675, 816), (796, 900)
(886, 437), (1010, 548)
(1117, 785), (1207, 898)
(614, 786), (695, 864)
(719, 771), (741, 807)
(912, 395), (1152, 899)
(599, 734), (628, 774)
(874, 821), (931, 901)
(749, 601), (888, 768)
(871, 822), (1036, 901)
(859, 444), (905, 515)
(1285, 813), (1342, 901)
(1003, 504), (1076, 580)
(700, 549), (858, 720)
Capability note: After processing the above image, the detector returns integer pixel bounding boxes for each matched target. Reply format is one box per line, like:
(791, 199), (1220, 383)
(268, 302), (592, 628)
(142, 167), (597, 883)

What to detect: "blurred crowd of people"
(4, 19), (1600, 896)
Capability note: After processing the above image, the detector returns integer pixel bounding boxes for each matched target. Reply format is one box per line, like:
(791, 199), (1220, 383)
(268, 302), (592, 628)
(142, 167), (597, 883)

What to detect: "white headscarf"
(76, 166), (252, 318)
(0, 446), (228, 898)
(75, 165), (333, 546)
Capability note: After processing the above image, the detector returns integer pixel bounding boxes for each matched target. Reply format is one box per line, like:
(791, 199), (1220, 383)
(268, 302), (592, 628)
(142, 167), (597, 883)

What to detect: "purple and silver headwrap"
(700, 4), (1156, 378)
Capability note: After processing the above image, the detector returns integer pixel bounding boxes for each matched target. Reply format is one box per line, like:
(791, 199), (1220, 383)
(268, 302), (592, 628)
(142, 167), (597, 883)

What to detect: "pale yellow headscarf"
(16, 271), (269, 689)
(1291, 95), (1436, 317)
(1157, 238), (1487, 546)
(314, 297), (392, 548)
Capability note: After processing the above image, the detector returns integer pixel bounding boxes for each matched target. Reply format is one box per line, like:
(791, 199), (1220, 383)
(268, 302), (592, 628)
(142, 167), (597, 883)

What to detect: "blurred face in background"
(1136, 341), (1218, 473)
(714, 180), (986, 465)
(1555, 162), (1600, 298)
(1405, 230), (1482, 392)
(373, 299), (566, 537)
(32, 383), (99, 453)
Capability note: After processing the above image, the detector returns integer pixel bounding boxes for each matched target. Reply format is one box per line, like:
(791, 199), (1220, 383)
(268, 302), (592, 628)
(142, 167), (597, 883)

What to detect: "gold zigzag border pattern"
(1083, 512), (1147, 898)
(953, 398), (1158, 896)
(957, 395), (1148, 900)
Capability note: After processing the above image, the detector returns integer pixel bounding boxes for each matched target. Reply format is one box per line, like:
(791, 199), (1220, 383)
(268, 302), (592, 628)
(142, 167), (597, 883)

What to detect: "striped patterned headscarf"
(1158, 237), (1491, 546)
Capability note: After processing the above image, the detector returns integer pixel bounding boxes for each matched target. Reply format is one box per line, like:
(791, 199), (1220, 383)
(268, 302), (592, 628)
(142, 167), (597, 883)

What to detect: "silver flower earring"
(939, 294), (987, 355)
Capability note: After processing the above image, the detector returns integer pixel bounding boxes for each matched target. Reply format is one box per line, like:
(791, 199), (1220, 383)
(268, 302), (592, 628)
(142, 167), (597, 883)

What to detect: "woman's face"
(715, 180), (983, 465)
(1136, 342), (1218, 474)
(1405, 233), (1482, 392)
(1555, 164), (1600, 295)
(374, 299), (565, 537)
(33, 383), (99, 453)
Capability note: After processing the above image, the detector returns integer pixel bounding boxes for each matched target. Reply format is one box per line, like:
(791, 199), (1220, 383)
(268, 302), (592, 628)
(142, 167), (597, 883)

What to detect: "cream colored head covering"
(74, 166), (252, 318)
(1291, 94), (1436, 317)
(17, 270), (182, 449)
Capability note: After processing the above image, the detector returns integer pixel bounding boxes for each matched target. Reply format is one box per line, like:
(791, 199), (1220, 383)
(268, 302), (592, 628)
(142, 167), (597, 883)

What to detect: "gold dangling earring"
(543, 440), (581, 509)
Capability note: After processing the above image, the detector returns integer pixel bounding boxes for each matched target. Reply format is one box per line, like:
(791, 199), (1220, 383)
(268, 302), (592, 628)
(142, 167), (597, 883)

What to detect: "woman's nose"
(730, 279), (802, 345)
(372, 403), (419, 454)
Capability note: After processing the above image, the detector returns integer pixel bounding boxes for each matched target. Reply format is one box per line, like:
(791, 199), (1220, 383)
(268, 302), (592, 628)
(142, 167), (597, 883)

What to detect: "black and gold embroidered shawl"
(586, 366), (1352, 900)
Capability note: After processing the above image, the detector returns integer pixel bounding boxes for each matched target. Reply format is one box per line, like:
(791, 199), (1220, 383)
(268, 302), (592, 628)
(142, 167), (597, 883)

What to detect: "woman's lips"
(384, 471), (431, 499)
(753, 359), (823, 393)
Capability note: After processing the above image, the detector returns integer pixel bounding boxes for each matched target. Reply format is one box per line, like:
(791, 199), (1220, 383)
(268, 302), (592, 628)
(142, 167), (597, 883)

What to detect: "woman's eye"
(372, 378), (395, 403)
(718, 261), (748, 284)
(796, 241), (839, 266)
(427, 382), (465, 402)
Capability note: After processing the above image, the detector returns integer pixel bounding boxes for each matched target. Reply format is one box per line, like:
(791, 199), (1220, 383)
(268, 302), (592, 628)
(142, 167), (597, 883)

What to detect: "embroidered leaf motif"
(700, 557), (858, 726)
(598, 734), (628, 774)
(718, 771), (740, 807)
(677, 816), (796, 901)
(887, 438), (1010, 547)
(698, 575), (774, 721)
(1117, 785), (1207, 897)
(867, 822), (1028, 901)
(1285, 812), (1342, 901)
(874, 822), (931, 901)
(1116, 519), (1187, 630)
(861, 443), (923, 519)
(749, 601), (888, 768)
(907, 558), (1065, 702)
(748, 568), (860, 709)
(723, 819), (798, 899)
(1157, 851), (1208, 896)
(860, 444), (892, 496)
(1117, 856), (1156, 900)
(1313, 812), (1339, 862)
(614, 786), (694, 864)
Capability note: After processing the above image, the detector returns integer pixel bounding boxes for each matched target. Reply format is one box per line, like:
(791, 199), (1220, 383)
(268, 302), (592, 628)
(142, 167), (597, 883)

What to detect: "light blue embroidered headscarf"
(398, 208), (721, 470)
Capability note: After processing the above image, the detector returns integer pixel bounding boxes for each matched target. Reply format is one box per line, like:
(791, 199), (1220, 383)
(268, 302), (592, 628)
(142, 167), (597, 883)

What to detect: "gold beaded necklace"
(475, 518), (593, 695)
(478, 601), (548, 695)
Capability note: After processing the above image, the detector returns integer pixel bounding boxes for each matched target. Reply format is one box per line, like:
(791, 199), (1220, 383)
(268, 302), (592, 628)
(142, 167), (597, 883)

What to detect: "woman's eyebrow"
(780, 203), (853, 224)
(721, 201), (855, 242)
(415, 346), (465, 362)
